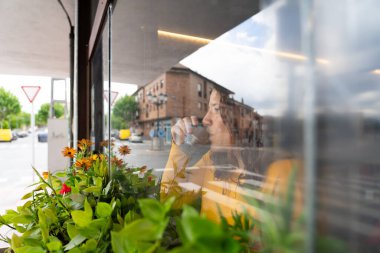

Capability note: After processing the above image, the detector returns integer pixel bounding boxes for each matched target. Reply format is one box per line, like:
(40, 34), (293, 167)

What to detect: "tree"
(36, 103), (65, 126)
(0, 87), (21, 128)
(9, 111), (31, 129)
(111, 95), (138, 129)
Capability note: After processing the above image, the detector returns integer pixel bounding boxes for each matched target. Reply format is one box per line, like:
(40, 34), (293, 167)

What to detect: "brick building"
(134, 64), (262, 145)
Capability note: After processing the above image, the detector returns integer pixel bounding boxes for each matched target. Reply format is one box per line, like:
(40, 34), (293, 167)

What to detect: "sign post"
(103, 90), (118, 141)
(21, 86), (41, 180)
(103, 90), (118, 106)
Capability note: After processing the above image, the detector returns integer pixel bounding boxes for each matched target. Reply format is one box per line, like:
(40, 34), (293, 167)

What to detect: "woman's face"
(202, 89), (231, 148)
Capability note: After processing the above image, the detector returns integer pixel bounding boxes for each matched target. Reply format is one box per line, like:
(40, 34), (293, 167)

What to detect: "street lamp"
(147, 91), (168, 137)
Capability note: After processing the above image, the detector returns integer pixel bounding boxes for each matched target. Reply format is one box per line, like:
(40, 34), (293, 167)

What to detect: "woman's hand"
(171, 116), (198, 146)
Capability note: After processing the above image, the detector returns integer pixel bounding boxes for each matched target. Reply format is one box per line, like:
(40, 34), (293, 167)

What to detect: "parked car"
(111, 129), (119, 139)
(16, 130), (28, 138)
(129, 133), (143, 143)
(11, 130), (18, 141)
(37, 129), (48, 142)
(0, 129), (12, 142)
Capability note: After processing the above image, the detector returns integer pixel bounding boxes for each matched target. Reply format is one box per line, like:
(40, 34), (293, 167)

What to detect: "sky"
(0, 74), (137, 115)
(181, 0), (380, 118)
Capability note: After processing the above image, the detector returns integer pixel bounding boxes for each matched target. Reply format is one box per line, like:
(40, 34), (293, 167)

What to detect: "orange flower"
(100, 139), (115, 147)
(42, 171), (49, 180)
(140, 166), (147, 173)
(138, 166), (147, 178)
(78, 139), (94, 150)
(111, 156), (123, 167)
(118, 145), (131, 155)
(91, 154), (105, 161)
(75, 158), (92, 170)
(62, 147), (76, 158)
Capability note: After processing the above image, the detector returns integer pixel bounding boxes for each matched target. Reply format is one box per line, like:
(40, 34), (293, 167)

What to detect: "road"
(0, 136), (174, 211)
(0, 136), (210, 247)
(0, 135), (48, 211)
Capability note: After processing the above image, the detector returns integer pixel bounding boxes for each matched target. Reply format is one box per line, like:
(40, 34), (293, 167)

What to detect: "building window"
(204, 103), (207, 111)
(203, 81), (207, 99)
(197, 83), (202, 97)
(198, 102), (202, 110)
(160, 80), (164, 88)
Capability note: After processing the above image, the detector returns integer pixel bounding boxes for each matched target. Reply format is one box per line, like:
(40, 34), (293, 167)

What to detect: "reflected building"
(134, 64), (262, 145)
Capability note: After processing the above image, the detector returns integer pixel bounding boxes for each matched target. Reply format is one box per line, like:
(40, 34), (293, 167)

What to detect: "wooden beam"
(88, 0), (109, 60)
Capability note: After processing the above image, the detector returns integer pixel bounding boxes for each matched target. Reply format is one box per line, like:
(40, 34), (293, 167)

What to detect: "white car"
(129, 133), (143, 143)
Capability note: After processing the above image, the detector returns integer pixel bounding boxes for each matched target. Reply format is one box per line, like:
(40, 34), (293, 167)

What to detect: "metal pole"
(156, 102), (159, 137)
(107, 4), (112, 176)
(31, 101), (35, 181)
(69, 26), (74, 149)
(50, 79), (54, 118)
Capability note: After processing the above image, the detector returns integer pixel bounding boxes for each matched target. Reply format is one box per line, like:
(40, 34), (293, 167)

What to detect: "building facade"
(135, 65), (262, 145)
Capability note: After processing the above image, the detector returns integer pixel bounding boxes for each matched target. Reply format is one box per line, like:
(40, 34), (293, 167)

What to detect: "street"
(0, 136), (212, 247)
(0, 136), (174, 211)
(0, 136), (173, 247)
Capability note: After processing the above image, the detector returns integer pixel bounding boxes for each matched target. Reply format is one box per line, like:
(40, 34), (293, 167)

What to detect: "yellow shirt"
(161, 144), (303, 223)
(160, 144), (255, 223)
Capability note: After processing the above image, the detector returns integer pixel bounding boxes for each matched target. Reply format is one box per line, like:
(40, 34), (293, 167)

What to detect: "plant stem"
(32, 167), (71, 215)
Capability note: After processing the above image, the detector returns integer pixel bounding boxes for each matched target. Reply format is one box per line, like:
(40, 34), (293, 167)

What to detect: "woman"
(161, 89), (251, 222)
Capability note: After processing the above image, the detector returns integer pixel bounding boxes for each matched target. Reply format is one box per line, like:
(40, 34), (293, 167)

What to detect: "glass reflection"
(110, 0), (380, 252)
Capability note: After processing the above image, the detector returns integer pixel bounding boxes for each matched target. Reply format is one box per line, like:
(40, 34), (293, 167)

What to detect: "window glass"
(110, 1), (380, 252)
(197, 83), (202, 97)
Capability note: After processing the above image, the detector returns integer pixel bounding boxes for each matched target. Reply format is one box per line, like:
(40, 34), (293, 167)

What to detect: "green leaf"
(34, 183), (47, 191)
(77, 225), (101, 239)
(124, 210), (140, 224)
(82, 186), (102, 194)
(44, 208), (58, 225)
(0, 215), (7, 224)
(124, 218), (168, 241)
(111, 230), (126, 253)
(94, 177), (103, 188)
(22, 201), (33, 209)
(81, 238), (97, 252)
(181, 205), (199, 219)
(38, 209), (49, 244)
(13, 246), (45, 253)
(67, 223), (79, 240)
(46, 240), (62, 251)
(71, 210), (92, 227)
(11, 233), (22, 249)
(163, 196), (175, 214)
(111, 222), (162, 253)
(178, 216), (223, 244)
(138, 199), (165, 222)
(21, 192), (33, 200)
(64, 234), (87, 251)
(67, 248), (82, 253)
(22, 238), (42, 247)
(14, 225), (27, 233)
(103, 180), (112, 195)
(72, 198), (93, 227)
(54, 171), (67, 177)
(10, 214), (33, 224)
(70, 193), (85, 204)
(95, 202), (112, 218)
